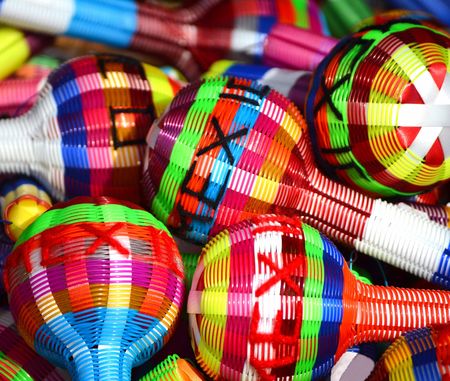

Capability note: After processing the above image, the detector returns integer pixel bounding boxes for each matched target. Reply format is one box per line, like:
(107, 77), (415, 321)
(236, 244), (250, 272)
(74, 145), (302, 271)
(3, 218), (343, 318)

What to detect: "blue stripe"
(50, 62), (90, 198)
(34, 308), (167, 378)
(431, 240), (450, 289)
(187, 82), (269, 243)
(404, 327), (441, 381)
(313, 235), (344, 378)
(225, 64), (270, 81)
(67, 0), (137, 47)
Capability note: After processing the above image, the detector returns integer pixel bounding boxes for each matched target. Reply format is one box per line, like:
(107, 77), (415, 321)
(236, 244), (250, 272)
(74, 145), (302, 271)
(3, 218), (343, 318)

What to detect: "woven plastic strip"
(142, 75), (450, 289)
(188, 214), (450, 380)
(1, 177), (52, 241)
(0, 25), (52, 80)
(368, 324), (450, 381)
(4, 196), (185, 381)
(0, 54), (182, 203)
(0, 308), (67, 381)
(0, 0), (329, 79)
(205, 59), (312, 110)
(141, 354), (205, 380)
(307, 20), (450, 197)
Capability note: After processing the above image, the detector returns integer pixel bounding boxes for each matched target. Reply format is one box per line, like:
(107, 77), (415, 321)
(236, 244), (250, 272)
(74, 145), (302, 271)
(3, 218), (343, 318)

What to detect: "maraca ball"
(4, 197), (184, 381)
(188, 214), (351, 380)
(307, 21), (450, 197)
(143, 76), (309, 244)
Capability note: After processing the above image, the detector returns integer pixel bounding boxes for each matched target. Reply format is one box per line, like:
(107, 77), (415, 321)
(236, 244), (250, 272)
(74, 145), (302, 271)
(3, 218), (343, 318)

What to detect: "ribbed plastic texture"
(187, 214), (450, 380)
(368, 324), (450, 381)
(307, 21), (450, 197)
(141, 354), (205, 380)
(0, 0), (327, 80)
(142, 76), (450, 289)
(0, 54), (182, 203)
(4, 196), (185, 381)
(0, 308), (66, 381)
(0, 177), (52, 241)
(205, 59), (312, 110)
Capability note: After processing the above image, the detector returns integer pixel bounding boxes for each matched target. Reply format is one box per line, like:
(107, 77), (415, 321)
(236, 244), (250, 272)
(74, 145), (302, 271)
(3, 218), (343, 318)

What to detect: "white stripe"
(0, 0), (74, 34)
(261, 68), (309, 97)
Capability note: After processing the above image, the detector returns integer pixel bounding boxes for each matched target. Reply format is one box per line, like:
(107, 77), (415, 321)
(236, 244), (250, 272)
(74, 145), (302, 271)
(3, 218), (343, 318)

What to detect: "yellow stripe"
(203, 60), (235, 79)
(0, 26), (31, 79)
(143, 63), (176, 117)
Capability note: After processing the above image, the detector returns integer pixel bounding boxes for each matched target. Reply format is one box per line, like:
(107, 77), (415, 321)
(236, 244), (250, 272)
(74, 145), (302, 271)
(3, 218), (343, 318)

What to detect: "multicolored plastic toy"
(307, 20), (450, 197)
(4, 196), (185, 381)
(205, 59), (312, 109)
(0, 177), (52, 241)
(368, 324), (450, 381)
(0, 0), (334, 79)
(0, 308), (67, 381)
(0, 54), (182, 203)
(143, 76), (450, 289)
(141, 354), (204, 380)
(0, 25), (52, 80)
(188, 214), (450, 380)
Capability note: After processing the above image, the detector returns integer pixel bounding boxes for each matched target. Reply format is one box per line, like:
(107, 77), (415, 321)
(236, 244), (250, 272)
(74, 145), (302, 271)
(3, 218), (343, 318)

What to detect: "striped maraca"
(142, 76), (450, 288)
(0, 0), (334, 79)
(307, 20), (450, 197)
(188, 214), (450, 380)
(368, 324), (450, 381)
(0, 54), (182, 203)
(4, 196), (185, 381)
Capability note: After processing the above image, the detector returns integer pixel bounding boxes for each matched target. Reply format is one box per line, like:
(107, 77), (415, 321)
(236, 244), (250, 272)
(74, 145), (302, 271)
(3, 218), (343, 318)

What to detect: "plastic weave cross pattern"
(307, 21), (450, 197)
(188, 214), (450, 380)
(4, 196), (185, 381)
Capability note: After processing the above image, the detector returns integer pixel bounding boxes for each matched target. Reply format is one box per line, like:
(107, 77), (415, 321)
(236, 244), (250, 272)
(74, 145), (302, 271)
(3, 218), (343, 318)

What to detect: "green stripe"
(152, 77), (228, 223)
(291, 0), (308, 28)
(16, 203), (170, 247)
(0, 351), (33, 381)
(294, 224), (324, 380)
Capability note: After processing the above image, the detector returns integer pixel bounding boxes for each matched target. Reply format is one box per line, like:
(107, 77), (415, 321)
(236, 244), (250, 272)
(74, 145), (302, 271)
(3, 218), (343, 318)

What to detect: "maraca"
(141, 354), (204, 380)
(368, 324), (450, 381)
(0, 0), (334, 79)
(0, 54), (182, 203)
(188, 214), (450, 380)
(4, 196), (185, 381)
(1, 177), (52, 241)
(0, 25), (52, 80)
(306, 20), (450, 197)
(0, 308), (67, 380)
(205, 60), (312, 109)
(142, 76), (450, 288)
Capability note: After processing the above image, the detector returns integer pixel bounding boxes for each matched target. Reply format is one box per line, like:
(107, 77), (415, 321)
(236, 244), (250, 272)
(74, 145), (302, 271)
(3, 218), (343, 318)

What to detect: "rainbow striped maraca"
(368, 324), (450, 381)
(0, 54), (182, 204)
(142, 76), (450, 289)
(188, 214), (450, 380)
(306, 20), (450, 197)
(4, 196), (185, 381)
(0, 0), (334, 79)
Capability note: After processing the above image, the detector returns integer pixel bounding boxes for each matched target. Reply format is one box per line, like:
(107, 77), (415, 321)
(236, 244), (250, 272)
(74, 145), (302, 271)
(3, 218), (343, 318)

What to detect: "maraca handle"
(355, 200), (450, 287)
